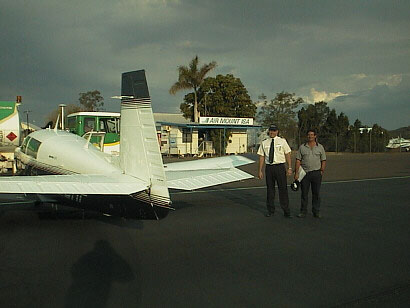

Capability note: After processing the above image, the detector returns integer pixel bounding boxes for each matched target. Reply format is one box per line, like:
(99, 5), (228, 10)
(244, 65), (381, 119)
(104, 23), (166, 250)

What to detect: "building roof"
(21, 122), (41, 131)
(67, 112), (120, 118)
(156, 121), (261, 129)
(153, 113), (192, 124)
(154, 113), (261, 129)
(65, 111), (261, 129)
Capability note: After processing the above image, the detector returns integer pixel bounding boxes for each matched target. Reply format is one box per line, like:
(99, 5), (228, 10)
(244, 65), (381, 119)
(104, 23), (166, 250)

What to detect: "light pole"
(369, 129), (372, 153)
(204, 92), (208, 117)
(202, 89), (214, 117)
(353, 131), (356, 153)
(24, 110), (32, 132)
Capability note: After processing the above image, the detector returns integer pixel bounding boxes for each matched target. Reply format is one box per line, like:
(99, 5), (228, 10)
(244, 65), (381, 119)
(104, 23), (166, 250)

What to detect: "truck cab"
(67, 112), (120, 155)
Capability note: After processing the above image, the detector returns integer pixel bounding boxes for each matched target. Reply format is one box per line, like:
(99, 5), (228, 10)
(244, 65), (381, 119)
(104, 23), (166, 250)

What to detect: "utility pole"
(24, 110), (32, 132)
(204, 92), (207, 117)
(369, 129), (372, 153)
(353, 131), (356, 153)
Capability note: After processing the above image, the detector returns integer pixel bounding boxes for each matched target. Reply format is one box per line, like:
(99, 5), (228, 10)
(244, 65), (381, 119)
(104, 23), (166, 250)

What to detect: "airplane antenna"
(54, 114), (60, 132)
(59, 104), (67, 130)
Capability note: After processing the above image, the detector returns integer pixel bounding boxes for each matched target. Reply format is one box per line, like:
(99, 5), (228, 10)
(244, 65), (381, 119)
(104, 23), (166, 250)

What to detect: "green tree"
(79, 90), (104, 111)
(180, 74), (256, 119)
(180, 74), (256, 155)
(258, 91), (303, 142)
(346, 119), (362, 153)
(321, 109), (338, 151)
(297, 101), (330, 145)
(370, 124), (389, 152)
(170, 55), (217, 122)
(336, 112), (350, 152)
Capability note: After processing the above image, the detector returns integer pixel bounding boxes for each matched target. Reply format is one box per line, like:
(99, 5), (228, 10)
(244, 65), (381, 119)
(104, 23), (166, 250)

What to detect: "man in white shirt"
(257, 124), (293, 218)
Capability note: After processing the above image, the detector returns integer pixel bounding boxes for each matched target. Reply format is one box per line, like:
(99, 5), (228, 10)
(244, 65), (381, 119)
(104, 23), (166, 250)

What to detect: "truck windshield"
(67, 117), (76, 130)
(99, 118), (119, 134)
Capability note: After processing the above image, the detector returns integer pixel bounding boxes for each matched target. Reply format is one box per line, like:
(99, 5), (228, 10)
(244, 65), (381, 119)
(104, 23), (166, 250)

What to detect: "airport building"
(27, 110), (261, 157)
(153, 113), (261, 156)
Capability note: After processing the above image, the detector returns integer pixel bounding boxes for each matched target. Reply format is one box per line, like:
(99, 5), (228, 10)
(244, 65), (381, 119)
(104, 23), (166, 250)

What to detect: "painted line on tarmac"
(322, 175), (410, 185)
(170, 175), (410, 195)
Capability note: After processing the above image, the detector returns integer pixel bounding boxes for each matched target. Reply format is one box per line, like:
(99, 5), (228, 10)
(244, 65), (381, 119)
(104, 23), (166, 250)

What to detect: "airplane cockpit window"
(84, 118), (95, 133)
(21, 136), (30, 153)
(26, 138), (42, 159)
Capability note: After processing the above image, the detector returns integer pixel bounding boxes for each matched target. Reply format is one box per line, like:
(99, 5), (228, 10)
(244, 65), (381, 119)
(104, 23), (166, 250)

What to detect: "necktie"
(269, 138), (274, 164)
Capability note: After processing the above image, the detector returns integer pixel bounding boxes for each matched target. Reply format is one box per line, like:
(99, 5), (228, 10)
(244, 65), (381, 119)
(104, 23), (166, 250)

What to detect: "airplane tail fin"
(119, 70), (170, 210)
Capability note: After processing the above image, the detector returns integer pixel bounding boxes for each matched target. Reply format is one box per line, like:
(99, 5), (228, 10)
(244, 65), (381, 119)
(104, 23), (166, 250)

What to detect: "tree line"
(257, 93), (389, 152)
(172, 56), (390, 153)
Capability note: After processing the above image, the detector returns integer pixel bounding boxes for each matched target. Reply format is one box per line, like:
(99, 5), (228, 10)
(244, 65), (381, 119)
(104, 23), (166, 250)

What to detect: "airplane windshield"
(21, 136), (30, 153)
(26, 138), (42, 159)
(67, 117), (76, 130)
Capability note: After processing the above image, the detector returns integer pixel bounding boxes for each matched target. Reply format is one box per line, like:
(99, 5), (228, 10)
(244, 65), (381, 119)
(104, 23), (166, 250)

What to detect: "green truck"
(67, 112), (120, 155)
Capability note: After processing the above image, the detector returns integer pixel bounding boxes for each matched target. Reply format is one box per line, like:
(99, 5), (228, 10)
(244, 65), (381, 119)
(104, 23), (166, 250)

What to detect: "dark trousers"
(265, 164), (290, 214)
(300, 170), (322, 214)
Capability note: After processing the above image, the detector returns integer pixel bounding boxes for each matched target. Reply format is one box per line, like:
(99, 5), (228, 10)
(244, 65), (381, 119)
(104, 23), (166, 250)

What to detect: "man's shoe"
(284, 213), (293, 218)
(297, 213), (306, 218)
(265, 212), (274, 217)
(313, 213), (323, 219)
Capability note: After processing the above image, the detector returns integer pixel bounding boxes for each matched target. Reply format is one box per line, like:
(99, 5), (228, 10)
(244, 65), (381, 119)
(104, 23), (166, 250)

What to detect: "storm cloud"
(1, 0), (409, 129)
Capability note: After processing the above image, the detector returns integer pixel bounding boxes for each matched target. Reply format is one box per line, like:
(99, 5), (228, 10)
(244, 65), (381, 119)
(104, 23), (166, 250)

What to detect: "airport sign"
(199, 116), (254, 126)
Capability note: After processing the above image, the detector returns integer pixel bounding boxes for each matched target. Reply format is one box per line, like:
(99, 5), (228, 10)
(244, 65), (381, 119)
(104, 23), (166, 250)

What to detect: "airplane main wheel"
(30, 168), (38, 176)
(25, 166), (38, 176)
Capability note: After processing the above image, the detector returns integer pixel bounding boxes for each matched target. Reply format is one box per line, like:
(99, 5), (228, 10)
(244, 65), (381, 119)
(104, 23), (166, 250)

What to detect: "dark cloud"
(330, 76), (410, 129)
(0, 0), (409, 128)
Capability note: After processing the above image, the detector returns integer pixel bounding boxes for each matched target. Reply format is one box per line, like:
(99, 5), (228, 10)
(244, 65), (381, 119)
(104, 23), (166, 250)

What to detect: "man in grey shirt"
(294, 129), (326, 218)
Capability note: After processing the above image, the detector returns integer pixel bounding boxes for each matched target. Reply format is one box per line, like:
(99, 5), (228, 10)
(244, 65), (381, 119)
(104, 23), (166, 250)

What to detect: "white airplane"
(0, 70), (254, 220)
(386, 137), (410, 151)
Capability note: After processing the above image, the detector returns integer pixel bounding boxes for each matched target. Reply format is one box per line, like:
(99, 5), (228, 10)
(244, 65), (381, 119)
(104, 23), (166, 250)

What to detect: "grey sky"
(1, 0), (409, 129)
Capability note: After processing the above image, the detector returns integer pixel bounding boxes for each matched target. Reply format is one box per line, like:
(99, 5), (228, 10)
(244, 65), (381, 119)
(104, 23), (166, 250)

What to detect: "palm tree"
(169, 55), (216, 122)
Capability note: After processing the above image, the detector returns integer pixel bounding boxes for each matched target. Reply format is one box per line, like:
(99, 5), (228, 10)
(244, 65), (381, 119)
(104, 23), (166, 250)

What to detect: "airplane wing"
(0, 174), (148, 195)
(164, 155), (255, 190)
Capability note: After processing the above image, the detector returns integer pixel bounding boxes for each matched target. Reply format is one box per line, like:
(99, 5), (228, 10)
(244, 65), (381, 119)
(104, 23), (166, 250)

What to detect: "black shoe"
(313, 213), (323, 219)
(265, 212), (274, 217)
(297, 213), (306, 218)
(284, 213), (293, 218)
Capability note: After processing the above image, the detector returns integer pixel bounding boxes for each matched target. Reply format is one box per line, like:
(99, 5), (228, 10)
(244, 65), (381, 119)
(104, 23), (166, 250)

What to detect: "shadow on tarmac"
(64, 240), (136, 308)
(171, 200), (196, 210)
(35, 207), (145, 229)
(224, 189), (267, 215)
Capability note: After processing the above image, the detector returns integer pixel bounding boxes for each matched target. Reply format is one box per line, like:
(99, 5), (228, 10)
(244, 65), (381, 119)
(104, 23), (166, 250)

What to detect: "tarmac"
(0, 152), (409, 307)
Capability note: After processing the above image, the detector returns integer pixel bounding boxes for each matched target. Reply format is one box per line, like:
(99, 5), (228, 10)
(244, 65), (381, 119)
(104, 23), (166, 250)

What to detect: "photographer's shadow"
(65, 240), (136, 308)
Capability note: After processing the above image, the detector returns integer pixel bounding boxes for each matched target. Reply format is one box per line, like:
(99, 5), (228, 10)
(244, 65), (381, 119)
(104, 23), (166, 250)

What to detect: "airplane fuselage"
(15, 129), (169, 219)
(16, 129), (121, 175)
